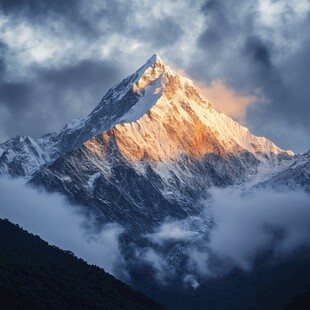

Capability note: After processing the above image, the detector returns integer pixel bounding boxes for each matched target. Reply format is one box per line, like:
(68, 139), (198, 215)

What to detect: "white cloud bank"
(144, 188), (310, 281)
(207, 188), (310, 270)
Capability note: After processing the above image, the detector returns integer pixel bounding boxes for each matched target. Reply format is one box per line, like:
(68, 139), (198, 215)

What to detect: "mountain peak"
(147, 53), (163, 65)
(78, 55), (293, 160)
(134, 53), (166, 82)
(0, 54), (295, 178)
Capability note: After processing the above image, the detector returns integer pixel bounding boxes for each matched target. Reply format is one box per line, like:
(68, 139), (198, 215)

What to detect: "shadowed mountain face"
(0, 219), (162, 310)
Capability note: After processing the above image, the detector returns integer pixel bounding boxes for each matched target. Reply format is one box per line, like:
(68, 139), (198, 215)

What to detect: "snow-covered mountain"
(0, 54), (307, 229)
(1, 54), (310, 310)
(255, 149), (310, 191)
(0, 55), (292, 175)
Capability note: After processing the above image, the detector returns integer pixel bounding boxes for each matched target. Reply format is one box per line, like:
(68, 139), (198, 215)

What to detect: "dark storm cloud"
(0, 0), (98, 37)
(193, 0), (310, 152)
(241, 35), (290, 117)
(243, 29), (310, 151)
(199, 0), (235, 47)
(0, 42), (5, 74)
(0, 0), (184, 47)
(0, 59), (121, 140)
(0, 0), (115, 141)
(0, 1), (189, 142)
(0, 0), (75, 12)
(244, 36), (273, 71)
(283, 35), (310, 124)
(197, 0), (254, 60)
(137, 17), (184, 48)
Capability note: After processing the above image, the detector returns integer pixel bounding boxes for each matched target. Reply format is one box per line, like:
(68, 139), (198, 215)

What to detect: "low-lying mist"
(1, 176), (310, 289)
(139, 187), (310, 286)
(207, 188), (310, 269)
(0, 177), (124, 275)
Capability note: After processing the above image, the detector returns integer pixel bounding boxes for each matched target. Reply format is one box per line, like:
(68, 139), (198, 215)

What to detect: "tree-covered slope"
(0, 218), (162, 310)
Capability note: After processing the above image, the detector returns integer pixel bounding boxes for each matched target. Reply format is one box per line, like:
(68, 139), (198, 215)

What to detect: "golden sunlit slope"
(84, 55), (293, 163)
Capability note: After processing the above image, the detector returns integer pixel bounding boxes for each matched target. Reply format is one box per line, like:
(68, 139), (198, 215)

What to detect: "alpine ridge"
(1, 55), (307, 225)
(0, 54), (293, 178)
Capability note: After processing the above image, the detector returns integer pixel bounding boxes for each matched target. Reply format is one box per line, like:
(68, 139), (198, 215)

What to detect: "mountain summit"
(83, 54), (293, 162)
(0, 56), (298, 184)
(0, 54), (293, 177)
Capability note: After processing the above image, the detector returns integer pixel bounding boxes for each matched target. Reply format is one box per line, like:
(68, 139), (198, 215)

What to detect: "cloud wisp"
(0, 177), (125, 275)
(175, 68), (259, 123)
(197, 79), (258, 123)
(206, 188), (310, 270)
(144, 221), (198, 246)
(142, 188), (310, 284)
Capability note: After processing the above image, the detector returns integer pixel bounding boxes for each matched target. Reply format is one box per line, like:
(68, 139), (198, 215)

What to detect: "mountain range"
(1, 54), (309, 309)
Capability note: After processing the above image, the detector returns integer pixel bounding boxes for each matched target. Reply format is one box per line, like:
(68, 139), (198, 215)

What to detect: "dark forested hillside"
(0, 218), (162, 310)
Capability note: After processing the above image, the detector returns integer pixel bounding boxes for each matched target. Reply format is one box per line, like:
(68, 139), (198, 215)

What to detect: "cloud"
(0, 0), (309, 152)
(191, 0), (310, 152)
(0, 59), (121, 141)
(1, 176), (310, 286)
(135, 247), (173, 284)
(0, 176), (124, 275)
(187, 188), (310, 275)
(175, 68), (258, 122)
(0, 1), (205, 143)
(145, 221), (198, 246)
(185, 247), (211, 276)
(183, 274), (200, 289)
(196, 79), (258, 123)
(138, 187), (310, 282)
